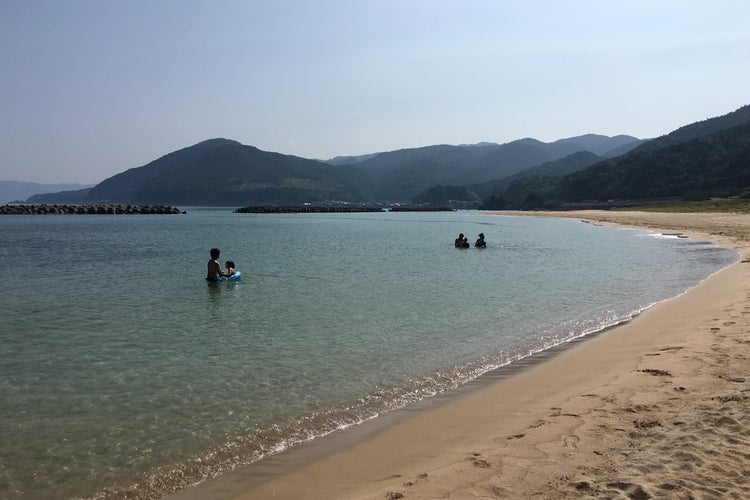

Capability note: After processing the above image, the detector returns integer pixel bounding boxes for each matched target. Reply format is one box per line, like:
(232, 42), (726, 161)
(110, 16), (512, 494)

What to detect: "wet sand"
(171, 211), (750, 499)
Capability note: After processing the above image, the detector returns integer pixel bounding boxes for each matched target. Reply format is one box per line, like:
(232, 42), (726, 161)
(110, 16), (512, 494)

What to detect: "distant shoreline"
(233, 205), (455, 213)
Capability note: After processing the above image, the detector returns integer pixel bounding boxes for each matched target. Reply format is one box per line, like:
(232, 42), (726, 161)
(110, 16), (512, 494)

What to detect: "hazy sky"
(1, 1), (749, 183)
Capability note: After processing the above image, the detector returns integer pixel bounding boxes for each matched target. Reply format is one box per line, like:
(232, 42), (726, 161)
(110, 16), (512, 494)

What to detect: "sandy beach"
(172, 211), (750, 500)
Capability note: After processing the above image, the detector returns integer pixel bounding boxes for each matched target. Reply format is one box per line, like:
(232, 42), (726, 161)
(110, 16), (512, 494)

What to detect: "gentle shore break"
(171, 210), (750, 500)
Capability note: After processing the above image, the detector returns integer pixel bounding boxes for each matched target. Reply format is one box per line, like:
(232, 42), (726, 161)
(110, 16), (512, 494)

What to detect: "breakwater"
(234, 205), (384, 213)
(390, 206), (454, 212)
(0, 204), (185, 215)
(234, 205), (455, 213)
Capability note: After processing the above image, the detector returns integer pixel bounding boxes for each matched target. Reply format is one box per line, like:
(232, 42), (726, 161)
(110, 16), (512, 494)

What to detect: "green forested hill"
(84, 139), (373, 205)
(632, 104), (750, 154)
(554, 122), (750, 202)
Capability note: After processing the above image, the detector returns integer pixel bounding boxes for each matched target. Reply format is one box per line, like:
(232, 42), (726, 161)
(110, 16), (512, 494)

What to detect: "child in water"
(225, 260), (236, 277)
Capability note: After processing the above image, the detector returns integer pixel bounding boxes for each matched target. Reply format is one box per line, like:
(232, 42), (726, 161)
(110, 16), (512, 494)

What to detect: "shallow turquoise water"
(0, 209), (737, 499)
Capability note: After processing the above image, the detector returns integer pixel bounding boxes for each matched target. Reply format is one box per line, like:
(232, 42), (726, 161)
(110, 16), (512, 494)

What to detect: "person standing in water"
(475, 233), (487, 248)
(206, 248), (227, 281)
(455, 233), (465, 248)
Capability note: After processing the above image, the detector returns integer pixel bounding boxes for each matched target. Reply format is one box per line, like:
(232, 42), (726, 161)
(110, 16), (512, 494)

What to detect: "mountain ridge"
(14, 103), (750, 206)
(19, 134), (642, 205)
(0, 181), (93, 204)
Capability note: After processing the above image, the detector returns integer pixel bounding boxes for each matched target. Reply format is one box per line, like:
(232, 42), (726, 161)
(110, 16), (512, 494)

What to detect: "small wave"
(80, 305), (656, 500)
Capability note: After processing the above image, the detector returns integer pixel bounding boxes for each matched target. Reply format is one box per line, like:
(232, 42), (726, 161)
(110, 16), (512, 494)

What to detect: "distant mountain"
(324, 152), (380, 165)
(413, 151), (603, 205)
(454, 139), (566, 184)
(341, 135), (641, 201)
(550, 134), (641, 157)
(26, 188), (92, 204)
(494, 151), (604, 201)
(17, 131), (650, 206)
(0, 181), (93, 203)
(505, 151), (603, 183)
(346, 145), (485, 201)
(82, 139), (374, 205)
(450, 135), (639, 185)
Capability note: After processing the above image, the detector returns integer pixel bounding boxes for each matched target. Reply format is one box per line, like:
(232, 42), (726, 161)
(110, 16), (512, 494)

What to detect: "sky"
(1, 1), (749, 184)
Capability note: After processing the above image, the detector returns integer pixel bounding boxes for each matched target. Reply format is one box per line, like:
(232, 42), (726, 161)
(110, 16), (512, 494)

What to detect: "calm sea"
(0, 209), (737, 499)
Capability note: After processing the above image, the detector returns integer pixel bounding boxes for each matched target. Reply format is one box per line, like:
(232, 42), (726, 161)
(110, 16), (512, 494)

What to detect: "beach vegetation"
(622, 198), (750, 213)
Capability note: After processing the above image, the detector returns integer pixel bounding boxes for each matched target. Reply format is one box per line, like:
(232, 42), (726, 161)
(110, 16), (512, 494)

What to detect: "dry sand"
(172, 211), (750, 500)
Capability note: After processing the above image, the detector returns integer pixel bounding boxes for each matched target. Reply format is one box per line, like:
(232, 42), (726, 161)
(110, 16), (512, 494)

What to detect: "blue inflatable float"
(216, 271), (242, 281)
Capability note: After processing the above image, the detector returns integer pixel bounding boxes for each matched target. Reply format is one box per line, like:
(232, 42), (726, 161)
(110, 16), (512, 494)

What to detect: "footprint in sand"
(403, 473), (428, 487)
(572, 481), (596, 494)
(656, 346), (684, 352)
(718, 374), (746, 383)
(639, 368), (672, 377)
(563, 435), (580, 448)
(470, 458), (492, 468)
(467, 453), (492, 468)
(607, 481), (650, 499)
(633, 419), (662, 429)
(376, 474), (402, 482)
(530, 419), (547, 428)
